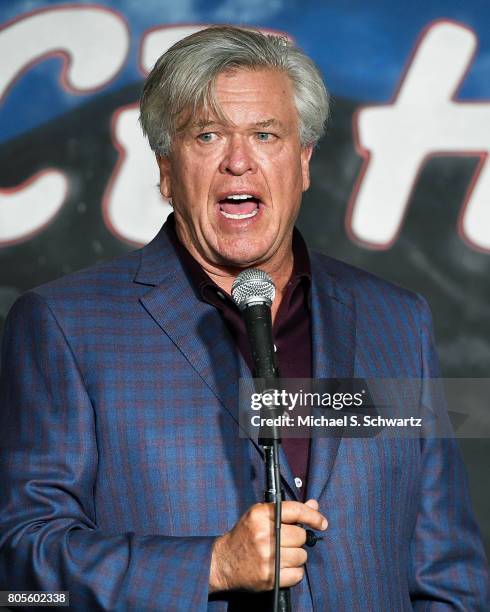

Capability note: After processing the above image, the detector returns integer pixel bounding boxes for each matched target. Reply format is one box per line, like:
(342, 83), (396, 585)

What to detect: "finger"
(279, 566), (305, 588)
(305, 499), (319, 510)
(278, 501), (328, 531)
(279, 546), (308, 569)
(280, 524), (307, 548)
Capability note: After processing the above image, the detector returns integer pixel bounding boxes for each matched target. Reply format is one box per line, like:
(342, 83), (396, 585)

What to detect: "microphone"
(232, 269), (281, 445)
(232, 269), (291, 612)
(231, 268), (277, 380)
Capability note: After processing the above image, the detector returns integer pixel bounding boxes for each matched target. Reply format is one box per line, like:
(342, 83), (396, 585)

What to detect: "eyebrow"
(254, 119), (283, 129)
(189, 118), (284, 130)
(191, 119), (217, 129)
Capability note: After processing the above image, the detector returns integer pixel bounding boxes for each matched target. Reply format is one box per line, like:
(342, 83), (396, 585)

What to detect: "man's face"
(157, 68), (313, 270)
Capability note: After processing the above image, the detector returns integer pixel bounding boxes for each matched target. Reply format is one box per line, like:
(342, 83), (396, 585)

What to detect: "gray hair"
(139, 25), (330, 156)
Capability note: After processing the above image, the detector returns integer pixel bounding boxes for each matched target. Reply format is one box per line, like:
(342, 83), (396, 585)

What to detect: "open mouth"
(217, 194), (261, 220)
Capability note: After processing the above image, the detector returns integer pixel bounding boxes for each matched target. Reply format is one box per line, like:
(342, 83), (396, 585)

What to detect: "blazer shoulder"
(27, 248), (143, 304)
(310, 249), (427, 311)
(5, 249), (147, 335)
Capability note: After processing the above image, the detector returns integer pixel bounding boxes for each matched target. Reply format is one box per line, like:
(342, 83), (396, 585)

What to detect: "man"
(0, 25), (487, 611)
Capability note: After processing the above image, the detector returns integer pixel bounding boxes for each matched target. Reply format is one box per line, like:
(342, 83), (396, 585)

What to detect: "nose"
(219, 135), (256, 176)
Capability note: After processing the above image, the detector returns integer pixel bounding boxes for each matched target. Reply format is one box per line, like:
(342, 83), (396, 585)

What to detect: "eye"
(256, 132), (275, 142)
(197, 132), (216, 143)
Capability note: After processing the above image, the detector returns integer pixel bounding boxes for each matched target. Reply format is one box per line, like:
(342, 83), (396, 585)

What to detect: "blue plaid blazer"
(0, 220), (488, 611)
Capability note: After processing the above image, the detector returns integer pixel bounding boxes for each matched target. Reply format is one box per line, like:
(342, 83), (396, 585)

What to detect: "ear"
(301, 145), (314, 192)
(156, 153), (172, 198)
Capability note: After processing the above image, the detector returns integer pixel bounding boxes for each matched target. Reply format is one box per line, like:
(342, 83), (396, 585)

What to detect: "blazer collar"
(133, 220), (180, 287)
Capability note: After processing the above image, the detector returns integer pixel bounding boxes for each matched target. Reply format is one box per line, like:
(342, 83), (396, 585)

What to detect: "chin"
(211, 235), (268, 266)
(217, 247), (269, 269)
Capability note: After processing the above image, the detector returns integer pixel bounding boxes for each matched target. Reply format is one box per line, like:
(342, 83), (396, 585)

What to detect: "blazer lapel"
(306, 252), (357, 502)
(134, 223), (259, 451)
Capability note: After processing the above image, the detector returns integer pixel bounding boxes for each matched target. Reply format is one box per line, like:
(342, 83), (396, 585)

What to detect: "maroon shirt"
(165, 215), (313, 500)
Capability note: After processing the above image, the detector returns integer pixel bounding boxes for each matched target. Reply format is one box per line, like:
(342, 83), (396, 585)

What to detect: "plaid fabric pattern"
(0, 222), (488, 611)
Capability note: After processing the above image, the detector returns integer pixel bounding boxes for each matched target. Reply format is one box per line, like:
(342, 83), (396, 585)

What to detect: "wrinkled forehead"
(175, 66), (297, 133)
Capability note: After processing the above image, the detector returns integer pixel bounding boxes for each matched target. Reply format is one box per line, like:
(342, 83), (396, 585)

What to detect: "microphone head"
(231, 269), (276, 311)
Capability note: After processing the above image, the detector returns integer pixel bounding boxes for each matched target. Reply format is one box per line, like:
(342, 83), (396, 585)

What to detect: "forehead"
(215, 67), (292, 94)
(191, 68), (298, 128)
(175, 67), (300, 136)
(215, 68), (295, 111)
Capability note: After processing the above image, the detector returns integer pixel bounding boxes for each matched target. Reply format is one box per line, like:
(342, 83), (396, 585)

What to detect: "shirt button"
(274, 344), (277, 352)
(294, 477), (303, 489)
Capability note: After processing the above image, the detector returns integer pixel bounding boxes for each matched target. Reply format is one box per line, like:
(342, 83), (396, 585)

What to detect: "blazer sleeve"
(408, 296), (489, 610)
(0, 292), (215, 611)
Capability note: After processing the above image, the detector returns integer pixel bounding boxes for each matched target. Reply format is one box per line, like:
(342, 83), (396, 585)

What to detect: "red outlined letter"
(0, 4), (129, 246)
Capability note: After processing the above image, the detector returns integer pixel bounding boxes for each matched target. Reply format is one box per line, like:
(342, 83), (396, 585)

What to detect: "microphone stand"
(261, 429), (291, 612)
(243, 305), (292, 612)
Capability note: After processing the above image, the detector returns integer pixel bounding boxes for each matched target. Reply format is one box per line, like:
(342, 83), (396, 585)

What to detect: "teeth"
(220, 209), (259, 220)
(226, 194), (254, 200)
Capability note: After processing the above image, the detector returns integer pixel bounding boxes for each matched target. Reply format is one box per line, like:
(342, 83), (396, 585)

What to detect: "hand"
(209, 498), (327, 593)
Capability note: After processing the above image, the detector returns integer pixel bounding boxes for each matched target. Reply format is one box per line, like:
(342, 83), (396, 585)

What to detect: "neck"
(174, 225), (294, 323)
(205, 253), (294, 324)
